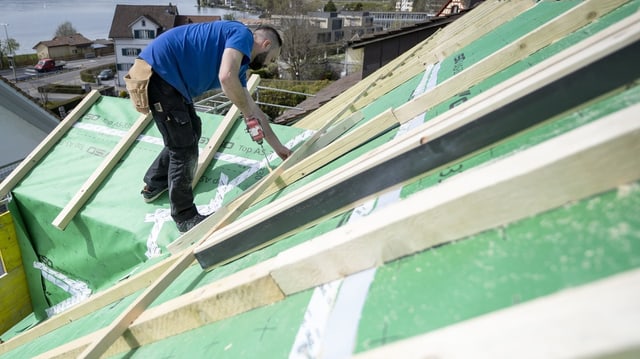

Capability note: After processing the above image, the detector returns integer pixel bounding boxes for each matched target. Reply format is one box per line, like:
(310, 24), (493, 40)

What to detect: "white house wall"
(114, 17), (158, 87)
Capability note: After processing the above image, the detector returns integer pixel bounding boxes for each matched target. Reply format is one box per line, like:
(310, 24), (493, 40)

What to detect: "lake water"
(0, 0), (257, 54)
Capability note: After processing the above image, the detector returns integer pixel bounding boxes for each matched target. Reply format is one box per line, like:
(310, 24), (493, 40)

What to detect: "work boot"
(176, 213), (209, 233)
(141, 185), (168, 203)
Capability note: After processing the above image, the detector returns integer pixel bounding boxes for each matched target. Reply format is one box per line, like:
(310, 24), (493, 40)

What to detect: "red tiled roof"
(108, 4), (179, 39)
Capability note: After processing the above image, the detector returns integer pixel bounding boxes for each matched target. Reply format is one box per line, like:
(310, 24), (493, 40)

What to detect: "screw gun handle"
(245, 117), (265, 144)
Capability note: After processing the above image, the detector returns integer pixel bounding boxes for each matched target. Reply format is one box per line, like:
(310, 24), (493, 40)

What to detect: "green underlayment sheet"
(8, 95), (308, 319)
(2, 0), (640, 357)
(7, 114), (638, 358)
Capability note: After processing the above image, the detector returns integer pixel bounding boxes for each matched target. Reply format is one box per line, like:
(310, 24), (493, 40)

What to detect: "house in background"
(88, 38), (115, 58)
(370, 11), (433, 30)
(346, 11), (463, 78)
(32, 34), (94, 60)
(271, 11), (383, 45)
(108, 4), (220, 86)
(394, 0), (480, 14)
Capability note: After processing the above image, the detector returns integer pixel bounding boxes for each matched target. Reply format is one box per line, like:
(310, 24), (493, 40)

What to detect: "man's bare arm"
(219, 48), (254, 114)
(219, 48), (291, 159)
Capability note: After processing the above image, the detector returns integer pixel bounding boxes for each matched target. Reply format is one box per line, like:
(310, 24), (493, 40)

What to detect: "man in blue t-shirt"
(136, 21), (291, 233)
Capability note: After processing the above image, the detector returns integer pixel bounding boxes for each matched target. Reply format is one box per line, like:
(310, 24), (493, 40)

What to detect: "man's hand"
(275, 146), (292, 161)
(253, 111), (291, 161)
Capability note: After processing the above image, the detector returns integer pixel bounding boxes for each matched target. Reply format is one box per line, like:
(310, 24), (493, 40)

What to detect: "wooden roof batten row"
(1, 0), (639, 357)
(32, 54), (640, 356)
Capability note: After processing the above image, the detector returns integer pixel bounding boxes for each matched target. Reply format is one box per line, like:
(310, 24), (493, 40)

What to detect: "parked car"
(34, 58), (66, 73)
(97, 69), (113, 80)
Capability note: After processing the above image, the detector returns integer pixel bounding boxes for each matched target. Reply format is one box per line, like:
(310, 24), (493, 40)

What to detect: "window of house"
(121, 48), (142, 57)
(134, 29), (155, 39)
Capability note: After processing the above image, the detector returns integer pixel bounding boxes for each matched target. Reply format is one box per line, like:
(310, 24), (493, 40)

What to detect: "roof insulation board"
(1, 0), (639, 357)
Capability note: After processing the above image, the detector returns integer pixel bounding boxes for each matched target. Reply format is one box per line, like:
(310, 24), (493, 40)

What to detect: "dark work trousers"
(143, 72), (202, 222)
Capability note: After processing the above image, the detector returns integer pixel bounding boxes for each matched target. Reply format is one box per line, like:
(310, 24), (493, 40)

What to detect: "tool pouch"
(124, 59), (153, 114)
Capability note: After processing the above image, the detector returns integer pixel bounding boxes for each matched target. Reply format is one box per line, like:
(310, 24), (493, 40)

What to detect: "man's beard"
(249, 52), (268, 70)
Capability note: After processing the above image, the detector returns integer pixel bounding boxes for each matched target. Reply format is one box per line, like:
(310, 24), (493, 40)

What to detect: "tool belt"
(124, 58), (153, 114)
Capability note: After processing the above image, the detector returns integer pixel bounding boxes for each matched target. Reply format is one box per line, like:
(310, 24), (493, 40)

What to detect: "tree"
(55, 21), (77, 37)
(4, 38), (19, 54)
(280, 16), (325, 80)
(0, 38), (19, 70)
(324, 0), (337, 12)
(343, 2), (364, 11)
(279, 17), (317, 80)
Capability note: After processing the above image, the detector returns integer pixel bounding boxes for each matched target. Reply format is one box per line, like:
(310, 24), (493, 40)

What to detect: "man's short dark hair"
(255, 25), (283, 48)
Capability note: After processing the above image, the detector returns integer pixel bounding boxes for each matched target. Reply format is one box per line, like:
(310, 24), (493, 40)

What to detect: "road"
(0, 55), (119, 100)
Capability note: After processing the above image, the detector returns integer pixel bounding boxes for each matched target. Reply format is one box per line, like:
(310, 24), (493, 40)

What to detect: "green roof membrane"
(428, 0), (640, 121)
(356, 182), (640, 353)
(97, 180), (640, 359)
(436, 0), (581, 82)
(9, 95), (305, 316)
(2, 0), (639, 357)
(109, 290), (313, 359)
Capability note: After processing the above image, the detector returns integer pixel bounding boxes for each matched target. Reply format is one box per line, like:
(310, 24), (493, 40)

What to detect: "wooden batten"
(0, 254), (177, 355)
(52, 112), (153, 230)
(254, 109), (394, 204)
(76, 248), (200, 358)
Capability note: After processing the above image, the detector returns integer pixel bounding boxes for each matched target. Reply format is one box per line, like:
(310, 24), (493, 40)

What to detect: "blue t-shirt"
(140, 20), (252, 103)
